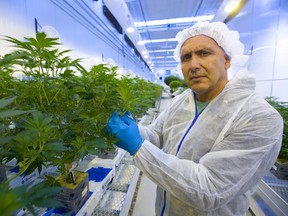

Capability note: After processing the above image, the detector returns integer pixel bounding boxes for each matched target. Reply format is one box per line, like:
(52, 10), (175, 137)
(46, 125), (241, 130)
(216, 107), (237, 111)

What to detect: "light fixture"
(126, 14), (135, 33)
(126, 26), (135, 33)
(224, 1), (240, 13)
(140, 38), (177, 44)
(134, 15), (214, 27)
(149, 49), (175, 53)
(137, 40), (145, 45)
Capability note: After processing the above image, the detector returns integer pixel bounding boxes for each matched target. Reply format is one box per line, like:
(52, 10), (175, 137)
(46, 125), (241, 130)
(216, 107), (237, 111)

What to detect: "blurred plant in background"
(266, 96), (288, 162)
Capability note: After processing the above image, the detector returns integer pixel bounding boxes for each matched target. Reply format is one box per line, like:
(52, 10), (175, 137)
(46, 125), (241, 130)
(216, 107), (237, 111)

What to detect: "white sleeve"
(138, 89), (191, 149)
(138, 109), (168, 149)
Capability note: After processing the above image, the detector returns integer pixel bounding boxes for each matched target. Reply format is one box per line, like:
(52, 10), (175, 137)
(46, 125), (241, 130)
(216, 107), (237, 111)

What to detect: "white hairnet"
(173, 21), (249, 67)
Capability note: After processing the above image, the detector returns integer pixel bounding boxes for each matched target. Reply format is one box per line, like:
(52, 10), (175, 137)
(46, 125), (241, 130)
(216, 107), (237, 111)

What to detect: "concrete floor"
(132, 92), (171, 216)
(132, 174), (157, 216)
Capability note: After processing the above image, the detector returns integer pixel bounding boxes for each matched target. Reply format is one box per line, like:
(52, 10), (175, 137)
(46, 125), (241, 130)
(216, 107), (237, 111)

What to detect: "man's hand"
(107, 111), (143, 155)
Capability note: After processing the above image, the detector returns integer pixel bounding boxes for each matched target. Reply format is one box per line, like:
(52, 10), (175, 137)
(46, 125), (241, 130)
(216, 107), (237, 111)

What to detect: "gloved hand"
(107, 111), (143, 155)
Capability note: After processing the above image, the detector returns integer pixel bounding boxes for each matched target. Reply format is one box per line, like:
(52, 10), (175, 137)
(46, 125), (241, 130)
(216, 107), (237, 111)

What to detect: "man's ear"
(225, 55), (231, 70)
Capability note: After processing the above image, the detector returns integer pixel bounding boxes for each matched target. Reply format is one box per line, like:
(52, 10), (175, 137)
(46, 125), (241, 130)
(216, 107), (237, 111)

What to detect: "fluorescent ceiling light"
(140, 38), (177, 44)
(135, 15), (214, 27)
(148, 49), (175, 53)
(151, 56), (174, 59)
(154, 61), (178, 64)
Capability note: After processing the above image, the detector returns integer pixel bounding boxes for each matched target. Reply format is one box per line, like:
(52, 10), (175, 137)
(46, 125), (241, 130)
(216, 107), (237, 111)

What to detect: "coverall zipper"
(160, 93), (206, 216)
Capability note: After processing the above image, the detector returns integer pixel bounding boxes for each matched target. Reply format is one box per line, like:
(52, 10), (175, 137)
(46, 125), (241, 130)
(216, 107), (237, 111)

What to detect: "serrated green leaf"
(0, 96), (17, 109)
(33, 198), (63, 208)
(43, 142), (69, 151)
(0, 110), (30, 119)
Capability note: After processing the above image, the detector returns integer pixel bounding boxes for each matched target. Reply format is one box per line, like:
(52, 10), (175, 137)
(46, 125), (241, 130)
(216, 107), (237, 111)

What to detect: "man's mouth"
(190, 75), (205, 81)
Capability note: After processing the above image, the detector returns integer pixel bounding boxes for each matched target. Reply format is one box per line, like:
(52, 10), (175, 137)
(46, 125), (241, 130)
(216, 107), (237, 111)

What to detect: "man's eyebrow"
(180, 50), (191, 55)
(195, 47), (214, 52)
(181, 47), (214, 55)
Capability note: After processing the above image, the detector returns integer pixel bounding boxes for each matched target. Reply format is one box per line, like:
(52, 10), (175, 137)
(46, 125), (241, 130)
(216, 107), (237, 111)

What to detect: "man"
(107, 22), (283, 216)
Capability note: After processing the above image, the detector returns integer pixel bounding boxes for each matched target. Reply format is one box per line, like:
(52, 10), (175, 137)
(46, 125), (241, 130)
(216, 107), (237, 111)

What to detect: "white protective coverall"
(134, 71), (283, 216)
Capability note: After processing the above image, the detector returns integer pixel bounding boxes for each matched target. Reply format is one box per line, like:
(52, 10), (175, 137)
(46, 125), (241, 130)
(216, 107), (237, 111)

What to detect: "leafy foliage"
(0, 98), (62, 216)
(0, 32), (163, 214)
(0, 96), (31, 164)
(116, 76), (163, 117)
(0, 181), (63, 216)
(0, 32), (163, 170)
(169, 80), (184, 93)
(266, 96), (288, 160)
(164, 75), (181, 86)
(164, 75), (187, 93)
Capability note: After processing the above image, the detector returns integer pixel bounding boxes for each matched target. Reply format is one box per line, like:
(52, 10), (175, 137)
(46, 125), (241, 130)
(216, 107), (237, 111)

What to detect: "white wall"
(0, 0), (156, 81)
(227, 0), (288, 101)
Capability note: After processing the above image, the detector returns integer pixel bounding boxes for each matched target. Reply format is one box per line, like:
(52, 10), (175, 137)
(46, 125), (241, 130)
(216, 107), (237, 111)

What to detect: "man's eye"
(198, 50), (210, 57)
(181, 54), (191, 62)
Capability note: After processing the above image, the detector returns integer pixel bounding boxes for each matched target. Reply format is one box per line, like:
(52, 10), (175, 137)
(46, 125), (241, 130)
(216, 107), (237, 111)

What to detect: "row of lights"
(125, 0), (241, 72)
(125, 15), (216, 71)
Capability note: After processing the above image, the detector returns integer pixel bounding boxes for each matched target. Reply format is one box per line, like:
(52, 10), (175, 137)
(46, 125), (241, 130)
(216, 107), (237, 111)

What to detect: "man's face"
(180, 35), (231, 102)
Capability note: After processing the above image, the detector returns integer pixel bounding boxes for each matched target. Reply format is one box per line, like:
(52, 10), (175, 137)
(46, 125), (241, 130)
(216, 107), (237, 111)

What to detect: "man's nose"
(189, 55), (200, 69)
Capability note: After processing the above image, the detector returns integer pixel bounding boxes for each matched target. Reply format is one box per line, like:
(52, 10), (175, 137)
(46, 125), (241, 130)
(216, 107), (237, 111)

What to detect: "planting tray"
(76, 167), (114, 216)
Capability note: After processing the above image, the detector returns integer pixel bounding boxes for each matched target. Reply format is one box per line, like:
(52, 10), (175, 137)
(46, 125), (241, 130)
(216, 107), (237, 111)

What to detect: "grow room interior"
(0, 0), (288, 215)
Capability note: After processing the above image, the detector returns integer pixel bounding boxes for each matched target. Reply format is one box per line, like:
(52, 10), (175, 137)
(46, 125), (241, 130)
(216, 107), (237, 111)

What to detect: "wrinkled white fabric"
(173, 21), (249, 67)
(133, 71), (283, 216)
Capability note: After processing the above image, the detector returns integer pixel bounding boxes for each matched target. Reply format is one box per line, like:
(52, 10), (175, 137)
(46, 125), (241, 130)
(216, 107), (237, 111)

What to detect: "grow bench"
(249, 172), (288, 216)
(22, 148), (139, 216)
(5, 159), (57, 189)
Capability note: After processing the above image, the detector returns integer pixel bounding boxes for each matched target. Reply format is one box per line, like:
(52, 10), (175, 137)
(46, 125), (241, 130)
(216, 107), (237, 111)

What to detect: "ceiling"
(124, 0), (225, 74)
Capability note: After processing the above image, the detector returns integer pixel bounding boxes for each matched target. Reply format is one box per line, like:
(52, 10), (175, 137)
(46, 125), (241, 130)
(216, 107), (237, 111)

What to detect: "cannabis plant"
(0, 31), (164, 215)
(0, 180), (63, 216)
(0, 96), (31, 180)
(116, 75), (163, 117)
(1, 32), (163, 178)
(0, 97), (63, 216)
(0, 33), (104, 176)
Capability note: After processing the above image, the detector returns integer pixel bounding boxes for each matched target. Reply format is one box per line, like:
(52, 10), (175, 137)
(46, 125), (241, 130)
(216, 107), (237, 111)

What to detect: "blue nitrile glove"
(107, 111), (143, 155)
(123, 111), (133, 120)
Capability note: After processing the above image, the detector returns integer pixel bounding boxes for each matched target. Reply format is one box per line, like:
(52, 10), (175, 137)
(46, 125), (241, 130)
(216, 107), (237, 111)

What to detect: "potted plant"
(164, 75), (187, 94)
(266, 96), (288, 180)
